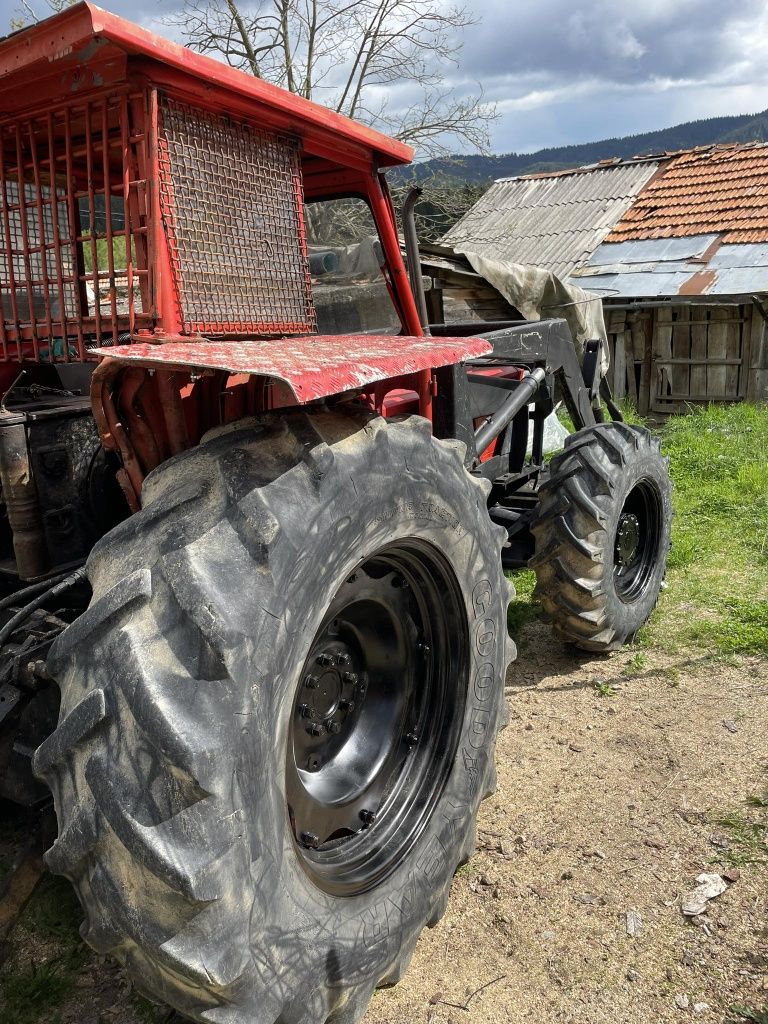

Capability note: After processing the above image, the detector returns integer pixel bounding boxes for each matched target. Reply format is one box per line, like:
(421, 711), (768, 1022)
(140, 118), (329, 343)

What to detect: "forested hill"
(399, 109), (768, 184)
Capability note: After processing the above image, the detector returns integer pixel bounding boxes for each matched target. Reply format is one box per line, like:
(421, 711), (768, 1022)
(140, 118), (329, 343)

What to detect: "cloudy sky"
(2, 0), (768, 154)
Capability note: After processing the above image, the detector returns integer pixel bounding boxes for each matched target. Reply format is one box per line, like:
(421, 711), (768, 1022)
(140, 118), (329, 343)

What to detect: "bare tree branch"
(168, 0), (496, 162)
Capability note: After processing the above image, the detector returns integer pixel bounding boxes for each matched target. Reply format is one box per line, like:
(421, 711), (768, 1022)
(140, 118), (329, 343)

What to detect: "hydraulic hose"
(0, 566), (87, 648)
(0, 568), (78, 613)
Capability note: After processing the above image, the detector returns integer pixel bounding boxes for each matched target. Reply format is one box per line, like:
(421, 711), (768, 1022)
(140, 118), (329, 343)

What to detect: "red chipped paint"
(93, 335), (492, 403)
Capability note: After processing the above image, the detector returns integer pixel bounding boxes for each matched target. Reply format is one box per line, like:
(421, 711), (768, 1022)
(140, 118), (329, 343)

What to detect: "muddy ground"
(1, 618), (766, 1024)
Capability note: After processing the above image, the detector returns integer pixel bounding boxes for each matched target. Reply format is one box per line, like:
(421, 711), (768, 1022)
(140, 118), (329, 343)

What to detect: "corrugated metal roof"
(606, 143), (768, 243)
(442, 160), (659, 278)
(569, 236), (768, 298)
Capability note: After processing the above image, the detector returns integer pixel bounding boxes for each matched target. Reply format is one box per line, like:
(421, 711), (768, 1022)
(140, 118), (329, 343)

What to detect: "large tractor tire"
(33, 409), (513, 1024)
(530, 421), (672, 652)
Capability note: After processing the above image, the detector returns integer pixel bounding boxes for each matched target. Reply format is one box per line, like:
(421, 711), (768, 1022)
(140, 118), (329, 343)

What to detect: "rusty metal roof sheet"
(570, 236), (768, 298)
(606, 143), (768, 243)
(442, 160), (659, 278)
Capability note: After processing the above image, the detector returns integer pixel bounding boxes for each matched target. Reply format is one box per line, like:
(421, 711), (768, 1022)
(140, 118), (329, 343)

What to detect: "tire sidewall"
(597, 440), (672, 636)
(228, 430), (508, 996)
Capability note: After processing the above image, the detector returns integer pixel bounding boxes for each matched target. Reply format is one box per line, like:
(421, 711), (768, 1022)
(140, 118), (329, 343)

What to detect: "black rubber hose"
(0, 566), (87, 647)
(0, 568), (79, 613)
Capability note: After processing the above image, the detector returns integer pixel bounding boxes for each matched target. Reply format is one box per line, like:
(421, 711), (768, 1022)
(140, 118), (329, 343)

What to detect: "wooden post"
(690, 305), (708, 399)
(708, 307), (728, 398)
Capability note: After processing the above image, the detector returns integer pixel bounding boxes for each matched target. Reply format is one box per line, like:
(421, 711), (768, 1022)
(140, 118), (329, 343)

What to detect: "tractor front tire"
(34, 409), (513, 1024)
(530, 421), (672, 651)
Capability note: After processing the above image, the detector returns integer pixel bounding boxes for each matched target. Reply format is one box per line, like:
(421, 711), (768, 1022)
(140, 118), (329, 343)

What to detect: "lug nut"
(336, 652), (351, 666)
(359, 809), (376, 826)
(317, 652), (333, 666)
(307, 756), (321, 771)
(300, 831), (320, 849)
(307, 722), (324, 736)
(339, 698), (355, 712)
(343, 671), (358, 684)
(299, 704), (316, 719)
(304, 674), (318, 689)
(326, 720), (341, 734)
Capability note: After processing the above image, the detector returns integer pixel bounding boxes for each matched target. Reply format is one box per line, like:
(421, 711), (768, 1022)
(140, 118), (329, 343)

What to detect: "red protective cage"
(0, 86), (318, 364)
(0, 90), (153, 362)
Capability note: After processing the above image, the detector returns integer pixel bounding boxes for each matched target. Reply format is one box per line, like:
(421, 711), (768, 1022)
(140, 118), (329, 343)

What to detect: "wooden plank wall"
(605, 301), (764, 413)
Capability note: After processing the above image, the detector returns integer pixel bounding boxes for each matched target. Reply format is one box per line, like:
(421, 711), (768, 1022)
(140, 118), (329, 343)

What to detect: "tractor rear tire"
(530, 421), (672, 651)
(33, 409), (513, 1024)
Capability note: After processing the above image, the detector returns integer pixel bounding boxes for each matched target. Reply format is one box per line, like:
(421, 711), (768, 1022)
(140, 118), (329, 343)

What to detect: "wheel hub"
(285, 541), (469, 897)
(615, 513), (641, 568)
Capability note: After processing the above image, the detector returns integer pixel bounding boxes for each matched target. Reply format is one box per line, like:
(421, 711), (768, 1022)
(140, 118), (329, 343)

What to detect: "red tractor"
(0, 6), (672, 1021)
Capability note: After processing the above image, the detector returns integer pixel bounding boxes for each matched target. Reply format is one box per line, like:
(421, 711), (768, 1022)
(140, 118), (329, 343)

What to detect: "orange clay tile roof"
(605, 143), (768, 244)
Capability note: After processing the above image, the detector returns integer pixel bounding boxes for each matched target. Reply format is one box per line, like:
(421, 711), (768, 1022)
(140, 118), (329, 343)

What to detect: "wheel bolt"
(317, 652), (333, 666)
(299, 704), (316, 719)
(326, 720), (341, 734)
(336, 652), (351, 666)
(300, 831), (320, 849)
(339, 698), (355, 712)
(307, 722), (324, 736)
(343, 671), (358, 684)
(359, 809), (376, 826)
(304, 675), (318, 689)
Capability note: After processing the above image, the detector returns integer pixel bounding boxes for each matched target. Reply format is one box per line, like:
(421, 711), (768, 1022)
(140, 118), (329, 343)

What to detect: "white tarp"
(457, 250), (610, 374)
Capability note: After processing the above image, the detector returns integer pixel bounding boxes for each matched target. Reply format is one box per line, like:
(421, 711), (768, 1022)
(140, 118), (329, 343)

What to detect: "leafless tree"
(169, 0), (496, 160)
(9, 0), (75, 31)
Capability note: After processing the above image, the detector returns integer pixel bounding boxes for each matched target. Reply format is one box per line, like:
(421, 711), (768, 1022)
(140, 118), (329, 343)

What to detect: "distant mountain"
(398, 109), (768, 185)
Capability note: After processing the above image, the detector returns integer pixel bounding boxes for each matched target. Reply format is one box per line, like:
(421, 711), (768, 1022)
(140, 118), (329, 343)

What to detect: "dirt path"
(2, 622), (766, 1023)
(367, 623), (768, 1024)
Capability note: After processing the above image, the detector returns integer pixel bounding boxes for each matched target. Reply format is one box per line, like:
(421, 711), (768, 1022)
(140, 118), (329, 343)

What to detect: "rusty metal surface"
(571, 236), (768, 298)
(157, 97), (315, 337)
(0, 91), (152, 363)
(607, 143), (768, 244)
(93, 334), (493, 402)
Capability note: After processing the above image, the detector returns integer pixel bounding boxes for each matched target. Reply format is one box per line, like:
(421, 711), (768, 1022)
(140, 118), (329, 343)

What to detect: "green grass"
(518, 402), (768, 659)
(81, 233), (127, 274)
(643, 402), (768, 656)
(714, 789), (768, 868)
(728, 1008), (768, 1024)
(0, 874), (87, 1024)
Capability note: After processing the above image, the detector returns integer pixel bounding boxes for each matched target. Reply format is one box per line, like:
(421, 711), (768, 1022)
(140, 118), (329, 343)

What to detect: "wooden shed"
(444, 144), (768, 414)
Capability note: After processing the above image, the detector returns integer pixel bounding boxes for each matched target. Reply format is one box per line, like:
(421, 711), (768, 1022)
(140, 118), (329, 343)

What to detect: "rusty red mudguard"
(93, 335), (492, 403)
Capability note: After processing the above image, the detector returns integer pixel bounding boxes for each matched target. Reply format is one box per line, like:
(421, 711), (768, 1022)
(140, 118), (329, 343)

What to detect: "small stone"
(573, 892), (603, 906)
(693, 1003), (710, 1014)
(666, 968), (675, 982)
(560, 870), (574, 881)
(722, 867), (741, 883)
(626, 968), (640, 982)
(542, 930), (556, 941)
(722, 719), (738, 734)
(569, 742), (584, 752)
(675, 994), (690, 1009)
(644, 838), (665, 850)
(583, 848), (606, 859)
(429, 992), (443, 1005)
(478, 873), (493, 886)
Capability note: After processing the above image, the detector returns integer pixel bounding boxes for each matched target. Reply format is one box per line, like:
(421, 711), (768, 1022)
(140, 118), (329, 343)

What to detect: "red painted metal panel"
(93, 335), (492, 403)
(0, 3), (414, 169)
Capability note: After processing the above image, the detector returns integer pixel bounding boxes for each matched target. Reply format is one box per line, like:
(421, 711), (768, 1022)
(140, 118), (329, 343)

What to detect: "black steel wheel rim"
(286, 540), (469, 897)
(613, 479), (663, 603)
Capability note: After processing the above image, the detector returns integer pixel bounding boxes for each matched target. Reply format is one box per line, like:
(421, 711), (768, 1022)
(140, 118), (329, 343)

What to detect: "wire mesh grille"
(157, 96), (316, 336)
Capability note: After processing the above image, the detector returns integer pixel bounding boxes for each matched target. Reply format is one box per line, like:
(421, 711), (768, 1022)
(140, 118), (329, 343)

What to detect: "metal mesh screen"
(157, 97), (316, 336)
(0, 179), (78, 323)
